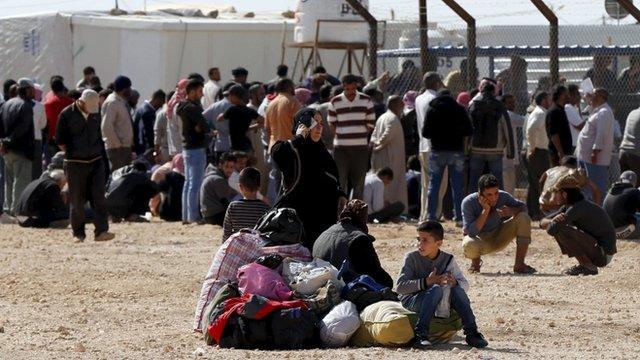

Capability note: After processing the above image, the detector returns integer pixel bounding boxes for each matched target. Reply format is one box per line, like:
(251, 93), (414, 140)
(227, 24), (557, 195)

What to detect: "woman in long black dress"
(271, 108), (347, 249)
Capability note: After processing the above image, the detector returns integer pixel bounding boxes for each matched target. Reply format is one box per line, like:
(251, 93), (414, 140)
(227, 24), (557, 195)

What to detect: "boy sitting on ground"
(397, 221), (488, 349)
(221, 167), (270, 242)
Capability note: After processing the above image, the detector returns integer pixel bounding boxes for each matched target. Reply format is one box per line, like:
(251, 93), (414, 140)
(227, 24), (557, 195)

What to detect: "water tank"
(294, 0), (370, 43)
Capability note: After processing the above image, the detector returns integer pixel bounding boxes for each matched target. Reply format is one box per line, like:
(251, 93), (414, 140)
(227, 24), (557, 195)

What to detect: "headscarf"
(294, 87), (312, 106)
(339, 199), (369, 233)
(171, 153), (184, 175)
(402, 90), (418, 110)
(167, 79), (189, 120)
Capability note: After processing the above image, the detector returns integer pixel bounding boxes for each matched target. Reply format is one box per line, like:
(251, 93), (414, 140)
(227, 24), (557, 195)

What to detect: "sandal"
(513, 264), (537, 274)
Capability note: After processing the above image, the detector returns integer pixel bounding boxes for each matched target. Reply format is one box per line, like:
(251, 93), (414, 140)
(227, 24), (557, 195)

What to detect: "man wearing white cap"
(0, 78), (35, 216)
(56, 89), (114, 242)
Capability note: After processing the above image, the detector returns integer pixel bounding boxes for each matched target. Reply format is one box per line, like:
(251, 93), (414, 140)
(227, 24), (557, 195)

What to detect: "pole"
(345, 0), (378, 79)
(419, 0), (429, 75)
(441, 0), (477, 90)
(615, 0), (640, 22)
(530, 0), (559, 85)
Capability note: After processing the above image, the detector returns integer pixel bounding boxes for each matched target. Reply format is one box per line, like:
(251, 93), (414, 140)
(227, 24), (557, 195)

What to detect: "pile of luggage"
(193, 209), (462, 350)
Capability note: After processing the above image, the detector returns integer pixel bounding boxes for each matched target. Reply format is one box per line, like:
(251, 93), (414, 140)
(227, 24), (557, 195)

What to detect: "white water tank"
(294, 0), (370, 43)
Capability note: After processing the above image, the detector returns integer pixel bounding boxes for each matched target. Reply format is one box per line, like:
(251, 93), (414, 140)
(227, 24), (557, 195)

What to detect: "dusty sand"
(0, 220), (639, 359)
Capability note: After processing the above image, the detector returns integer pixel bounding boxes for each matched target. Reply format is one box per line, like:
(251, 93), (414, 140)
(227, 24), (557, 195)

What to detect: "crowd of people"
(1, 56), (639, 348)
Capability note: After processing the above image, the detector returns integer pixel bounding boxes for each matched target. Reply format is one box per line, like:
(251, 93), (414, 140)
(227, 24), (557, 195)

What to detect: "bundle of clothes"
(192, 208), (462, 350)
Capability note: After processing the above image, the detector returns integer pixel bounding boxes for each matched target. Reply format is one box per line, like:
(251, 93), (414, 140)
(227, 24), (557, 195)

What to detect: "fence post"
(441, 0), (477, 90)
(345, 0), (378, 79)
(615, 0), (640, 22)
(419, 0), (429, 75)
(530, 0), (559, 85)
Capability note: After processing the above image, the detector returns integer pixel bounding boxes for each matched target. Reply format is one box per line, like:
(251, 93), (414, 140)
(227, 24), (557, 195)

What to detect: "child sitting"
(222, 167), (270, 241)
(396, 221), (488, 349)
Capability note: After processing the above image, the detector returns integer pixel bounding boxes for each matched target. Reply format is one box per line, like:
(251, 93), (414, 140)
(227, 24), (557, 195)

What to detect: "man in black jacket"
(422, 89), (473, 225)
(56, 89), (114, 242)
(0, 78), (35, 216)
(313, 199), (393, 288)
(16, 169), (69, 228)
(468, 82), (515, 193)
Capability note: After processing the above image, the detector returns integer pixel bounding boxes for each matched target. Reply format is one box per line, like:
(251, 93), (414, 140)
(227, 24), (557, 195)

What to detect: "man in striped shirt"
(328, 74), (375, 200)
(222, 167), (270, 241)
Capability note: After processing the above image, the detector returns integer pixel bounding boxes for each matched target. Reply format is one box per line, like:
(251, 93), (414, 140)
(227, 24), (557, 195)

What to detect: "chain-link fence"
(364, 1), (640, 197)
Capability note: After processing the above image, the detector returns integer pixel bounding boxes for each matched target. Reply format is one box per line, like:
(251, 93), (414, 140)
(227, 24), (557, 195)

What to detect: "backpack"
(342, 275), (399, 311)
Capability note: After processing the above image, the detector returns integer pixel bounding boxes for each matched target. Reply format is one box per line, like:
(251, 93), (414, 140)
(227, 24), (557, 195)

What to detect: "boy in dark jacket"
(397, 221), (487, 349)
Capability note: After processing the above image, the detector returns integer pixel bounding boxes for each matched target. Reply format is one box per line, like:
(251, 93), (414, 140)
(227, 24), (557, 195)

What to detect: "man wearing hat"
(231, 67), (249, 90)
(541, 173), (617, 275)
(603, 170), (640, 239)
(57, 89), (114, 242)
(101, 75), (134, 173)
(0, 78), (35, 217)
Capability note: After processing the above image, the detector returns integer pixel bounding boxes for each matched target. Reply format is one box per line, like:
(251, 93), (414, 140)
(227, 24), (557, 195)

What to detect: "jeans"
(428, 151), (465, 222)
(402, 285), (477, 337)
(468, 153), (503, 193)
(3, 151), (32, 215)
(182, 148), (206, 222)
(579, 161), (607, 204)
(65, 159), (109, 238)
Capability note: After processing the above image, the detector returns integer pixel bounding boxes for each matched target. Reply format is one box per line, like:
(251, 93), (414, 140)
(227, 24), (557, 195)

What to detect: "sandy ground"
(0, 219), (639, 360)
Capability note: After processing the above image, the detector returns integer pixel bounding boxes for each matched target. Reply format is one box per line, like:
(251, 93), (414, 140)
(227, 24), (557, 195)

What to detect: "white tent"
(1, 11), (311, 100)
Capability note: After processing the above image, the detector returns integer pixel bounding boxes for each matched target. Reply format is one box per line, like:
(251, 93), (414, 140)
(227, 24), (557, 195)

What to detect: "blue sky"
(0, 0), (635, 25)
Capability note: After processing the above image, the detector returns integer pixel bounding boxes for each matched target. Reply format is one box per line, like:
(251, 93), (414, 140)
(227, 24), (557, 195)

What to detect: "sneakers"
(412, 336), (433, 349)
(73, 235), (86, 243)
(563, 264), (598, 276)
(94, 232), (115, 242)
(465, 330), (489, 348)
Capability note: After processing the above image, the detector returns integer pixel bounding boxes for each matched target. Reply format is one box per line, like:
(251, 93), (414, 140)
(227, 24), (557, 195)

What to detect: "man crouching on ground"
(461, 174), (536, 274)
(540, 173), (617, 275)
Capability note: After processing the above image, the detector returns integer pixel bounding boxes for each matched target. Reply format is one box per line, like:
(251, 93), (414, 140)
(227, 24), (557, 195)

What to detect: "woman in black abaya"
(271, 108), (347, 249)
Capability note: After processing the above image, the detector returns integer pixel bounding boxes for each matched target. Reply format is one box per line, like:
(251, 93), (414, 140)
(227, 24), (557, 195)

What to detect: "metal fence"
(354, 1), (640, 193)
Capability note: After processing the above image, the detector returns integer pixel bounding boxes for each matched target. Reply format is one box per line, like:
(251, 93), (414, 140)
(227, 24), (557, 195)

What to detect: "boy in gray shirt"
(397, 221), (488, 349)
